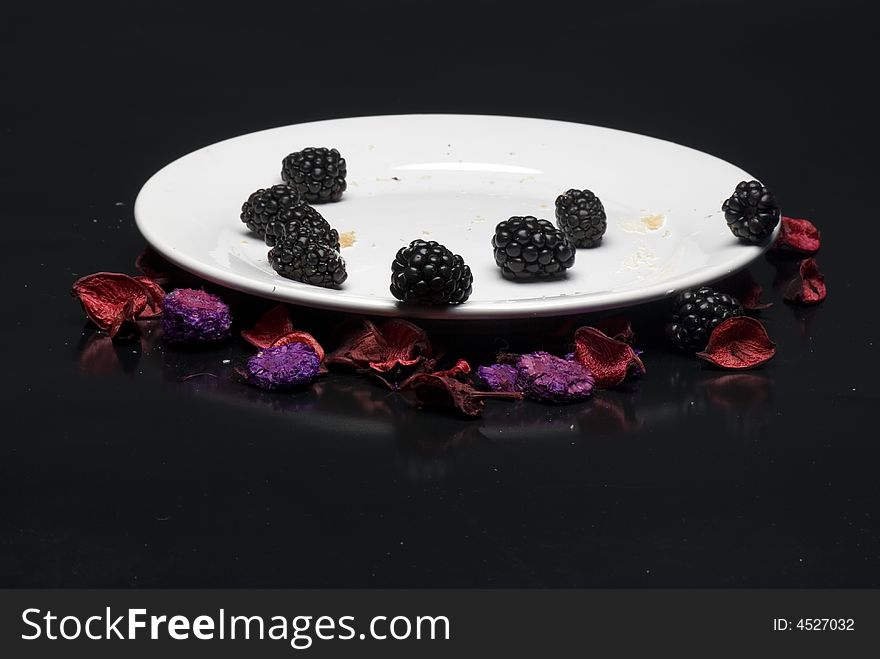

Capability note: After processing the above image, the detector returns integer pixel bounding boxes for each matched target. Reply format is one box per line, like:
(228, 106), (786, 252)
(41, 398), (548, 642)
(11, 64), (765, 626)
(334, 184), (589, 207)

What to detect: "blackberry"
(240, 184), (302, 238)
(492, 216), (575, 280)
(263, 202), (340, 249)
(666, 286), (743, 352)
(555, 188), (607, 247)
(390, 240), (473, 305)
(722, 180), (780, 243)
(268, 237), (347, 288)
(281, 147), (347, 203)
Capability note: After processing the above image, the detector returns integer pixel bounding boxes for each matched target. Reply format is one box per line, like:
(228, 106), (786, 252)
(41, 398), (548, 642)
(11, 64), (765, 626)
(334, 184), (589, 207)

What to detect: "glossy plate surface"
(135, 114), (776, 318)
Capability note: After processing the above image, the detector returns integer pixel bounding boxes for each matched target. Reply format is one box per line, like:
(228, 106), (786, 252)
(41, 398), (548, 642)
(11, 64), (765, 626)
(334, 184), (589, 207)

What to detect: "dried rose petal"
(776, 216), (820, 254)
(696, 316), (776, 370)
(245, 343), (320, 391)
(241, 304), (294, 348)
(370, 319), (432, 372)
(134, 276), (165, 317)
(515, 351), (595, 403)
(784, 258), (826, 305)
(432, 359), (471, 380)
(162, 288), (232, 343)
(72, 272), (153, 337)
(326, 318), (432, 374)
(271, 331), (325, 364)
(573, 326), (645, 388)
(402, 373), (521, 417)
(594, 316), (634, 343)
(476, 364), (519, 393)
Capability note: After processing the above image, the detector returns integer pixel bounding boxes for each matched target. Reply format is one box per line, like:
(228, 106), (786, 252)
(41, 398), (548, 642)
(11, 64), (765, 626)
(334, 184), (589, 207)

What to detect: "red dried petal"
(71, 272), (152, 337)
(402, 373), (521, 417)
(696, 317), (776, 370)
(241, 304), (295, 348)
(133, 276), (165, 317)
(370, 319), (432, 372)
(573, 326), (645, 388)
(326, 318), (433, 374)
(432, 359), (471, 381)
(594, 316), (634, 343)
(776, 216), (821, 254)
(271, 331), (325, 364)
(784, 258), (827, 305)
(325, 319), (387, 369)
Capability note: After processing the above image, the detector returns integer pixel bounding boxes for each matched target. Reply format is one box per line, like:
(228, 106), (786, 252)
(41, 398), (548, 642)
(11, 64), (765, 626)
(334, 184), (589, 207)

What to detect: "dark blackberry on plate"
(555, 188), (607, 247)
(281, 147), (347, 203)
(722, 180), (780, 243)
(268, 238), (347, 288)
(492, 216), (575, 280)
(666, 286), (743, 352)
(390, 240), (473, 305)
(240, 184), (302, 238)
(263, 202), (340, 249)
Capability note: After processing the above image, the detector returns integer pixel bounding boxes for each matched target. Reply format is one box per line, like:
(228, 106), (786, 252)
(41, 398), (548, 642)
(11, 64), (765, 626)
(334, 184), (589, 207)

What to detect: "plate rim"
(134, 113), (778, 319)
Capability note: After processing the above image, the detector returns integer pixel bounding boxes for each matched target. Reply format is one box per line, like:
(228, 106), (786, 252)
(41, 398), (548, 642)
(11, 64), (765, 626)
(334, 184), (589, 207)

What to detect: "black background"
(2, 0), (879, 588)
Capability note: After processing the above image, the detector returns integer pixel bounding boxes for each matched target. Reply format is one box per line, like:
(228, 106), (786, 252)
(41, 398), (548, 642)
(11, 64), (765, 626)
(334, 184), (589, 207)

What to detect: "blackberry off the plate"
(492, 216), (575, 280)
(666, 286), (743, 352)
(390, 240), (473, 305)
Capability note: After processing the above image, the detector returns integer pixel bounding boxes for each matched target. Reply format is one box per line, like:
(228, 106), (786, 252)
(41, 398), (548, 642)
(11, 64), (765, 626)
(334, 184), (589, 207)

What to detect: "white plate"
(135, 114), (777, 319)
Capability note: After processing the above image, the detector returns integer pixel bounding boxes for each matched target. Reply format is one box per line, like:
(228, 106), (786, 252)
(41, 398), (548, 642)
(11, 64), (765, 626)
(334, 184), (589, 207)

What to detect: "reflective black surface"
(2, 0), (878, 587)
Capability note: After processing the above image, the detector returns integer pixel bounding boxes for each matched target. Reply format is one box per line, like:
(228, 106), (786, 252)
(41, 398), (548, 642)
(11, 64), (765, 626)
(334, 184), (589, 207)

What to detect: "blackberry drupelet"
(722, 180), (781, 243)
(492, 216), (575, 280)
(240, 184), (302, 238)
(666, 286), (743, 352)
(268, 237), (347, 288)
(555, 188), (607, 247)
(390, 240), (473, 305)
(281, 147), (347, 203)
(263, 202), (340, 249)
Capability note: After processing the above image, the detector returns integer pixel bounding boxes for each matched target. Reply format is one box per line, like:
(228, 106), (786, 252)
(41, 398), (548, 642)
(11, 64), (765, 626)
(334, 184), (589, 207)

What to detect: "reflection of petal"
(78, 328), (142, 375)
(703, 373), (772, 412)
(580, 393), (641, 434)
(78, 333), (122, 375)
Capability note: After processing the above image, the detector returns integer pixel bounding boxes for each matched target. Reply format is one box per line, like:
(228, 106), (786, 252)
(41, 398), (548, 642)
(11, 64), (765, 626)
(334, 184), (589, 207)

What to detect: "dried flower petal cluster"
(476, 364), (519, 393)
(326, 318), (433, 376)
(162, 288), (232, 343)
(515, 352), (595, 402)
(71, 272), (165, 337)
(241, 305), (325, 364)
(573, 326), (645, 387)
(784, 258), (826, 305)
(776, 216), (821, 254)
(73, 208), (827, 417)
(696, 316), (776, 369)
(245, 343), (320, 390)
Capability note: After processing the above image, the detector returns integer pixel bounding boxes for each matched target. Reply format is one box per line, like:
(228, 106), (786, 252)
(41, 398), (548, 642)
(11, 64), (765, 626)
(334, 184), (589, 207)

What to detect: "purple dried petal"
(162, 288), (232, 343)
(245, 343), (320, 390)
(476, 364), (519, 393)
(515, 351), (595, 403)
